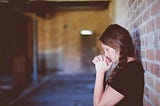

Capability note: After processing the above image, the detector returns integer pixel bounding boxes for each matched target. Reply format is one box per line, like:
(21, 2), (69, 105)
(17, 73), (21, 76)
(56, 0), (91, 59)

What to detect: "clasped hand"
(92, 55), (112, 73)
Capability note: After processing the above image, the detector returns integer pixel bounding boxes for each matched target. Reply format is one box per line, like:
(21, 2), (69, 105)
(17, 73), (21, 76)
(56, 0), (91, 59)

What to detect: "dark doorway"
(0, 12), (33, 87)
(81, 35), (96, 72)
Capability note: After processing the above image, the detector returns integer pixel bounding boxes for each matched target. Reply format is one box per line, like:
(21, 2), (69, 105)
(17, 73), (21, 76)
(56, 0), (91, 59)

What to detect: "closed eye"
(104, 48), (108, 52)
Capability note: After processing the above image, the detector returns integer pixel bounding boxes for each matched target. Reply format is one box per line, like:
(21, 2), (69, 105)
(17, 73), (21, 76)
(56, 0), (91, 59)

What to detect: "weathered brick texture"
(114, 0), (160, 105)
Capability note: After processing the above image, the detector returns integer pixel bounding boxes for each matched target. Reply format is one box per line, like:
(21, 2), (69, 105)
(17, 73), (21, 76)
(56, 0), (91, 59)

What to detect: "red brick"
(133, 1), (137, 12)
(138, 16), (142, 25)
(136, 7), (140, 17)
(143, 9), (150, 22)
(155, 16), (160, 29)
(151, 1), (160, 16)
(145, 0), (154, 7)
(137, 0), (142, 5)
(151, 63), (159, 77)
(129, 0), (135, 7)
(144, 36), (148, 48)
(146, 20), (155, 33)
(155, 64), (160, 77)
(154, 31), (159, 48)
(133, 12), (137, 21)
(147, 49), (154, 60)
(154, 79), (160, 94)
(155, 49), (160, 61)
(150, 92), (159, 105)
(146, 74), (154, 88)
(150, 63), (155, 75)
(144, 86), (150, 98)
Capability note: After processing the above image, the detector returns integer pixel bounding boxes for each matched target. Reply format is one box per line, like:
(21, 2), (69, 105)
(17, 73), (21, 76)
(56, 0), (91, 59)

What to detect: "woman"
(92, 24), (144, 106)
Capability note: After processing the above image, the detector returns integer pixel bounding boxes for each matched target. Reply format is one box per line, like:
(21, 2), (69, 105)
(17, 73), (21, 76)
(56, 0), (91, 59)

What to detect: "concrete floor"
(11, 73), (95, 106)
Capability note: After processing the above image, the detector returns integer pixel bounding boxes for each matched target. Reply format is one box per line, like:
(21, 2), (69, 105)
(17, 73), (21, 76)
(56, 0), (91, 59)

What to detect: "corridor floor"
(12, 73), (95, 106)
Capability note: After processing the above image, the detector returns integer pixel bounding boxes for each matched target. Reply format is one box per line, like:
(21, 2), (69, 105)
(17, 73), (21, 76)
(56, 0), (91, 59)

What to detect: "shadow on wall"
(38, 50), (64, 76)
(38, 53), (47, 76)
(132, 25), (142, 62)
(81, 34), (97, 72)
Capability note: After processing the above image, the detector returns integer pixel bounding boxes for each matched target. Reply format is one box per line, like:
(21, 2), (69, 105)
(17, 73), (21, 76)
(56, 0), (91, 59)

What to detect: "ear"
(115, 49), (120, 61)
(115, 49), (120, 55)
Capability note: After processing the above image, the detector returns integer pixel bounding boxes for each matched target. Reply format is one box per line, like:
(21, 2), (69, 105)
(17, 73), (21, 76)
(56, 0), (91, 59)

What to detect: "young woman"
(92, 24), (144, 106)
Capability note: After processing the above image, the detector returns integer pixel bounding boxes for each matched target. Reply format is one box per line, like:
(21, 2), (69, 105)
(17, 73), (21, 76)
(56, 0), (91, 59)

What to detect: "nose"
(104, 49), (109, 57)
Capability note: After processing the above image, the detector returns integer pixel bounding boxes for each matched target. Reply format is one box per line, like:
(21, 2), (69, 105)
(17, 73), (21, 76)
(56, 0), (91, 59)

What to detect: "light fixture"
(80, 29), (93, 36)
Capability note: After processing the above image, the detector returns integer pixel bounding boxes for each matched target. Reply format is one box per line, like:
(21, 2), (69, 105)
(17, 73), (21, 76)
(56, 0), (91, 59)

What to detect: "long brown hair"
(99, 24), (136, 83)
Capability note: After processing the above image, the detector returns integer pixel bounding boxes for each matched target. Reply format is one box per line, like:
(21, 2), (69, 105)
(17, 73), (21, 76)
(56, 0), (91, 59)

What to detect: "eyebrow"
(102, 47), (108, 50)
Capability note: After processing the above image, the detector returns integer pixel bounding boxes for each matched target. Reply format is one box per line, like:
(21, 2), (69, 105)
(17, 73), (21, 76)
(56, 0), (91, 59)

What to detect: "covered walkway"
(11, 73), (95, 106)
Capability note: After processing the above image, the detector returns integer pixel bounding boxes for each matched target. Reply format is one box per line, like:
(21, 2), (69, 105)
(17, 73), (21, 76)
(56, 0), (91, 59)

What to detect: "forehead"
(101, 43), (112, 49)
(101, 43), (117, 51)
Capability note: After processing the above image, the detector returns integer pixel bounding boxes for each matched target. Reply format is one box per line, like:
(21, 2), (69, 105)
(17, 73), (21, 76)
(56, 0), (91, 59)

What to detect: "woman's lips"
(105, 56), (112, 63)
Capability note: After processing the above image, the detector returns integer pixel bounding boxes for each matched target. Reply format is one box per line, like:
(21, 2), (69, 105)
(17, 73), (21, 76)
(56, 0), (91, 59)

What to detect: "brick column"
(114, 0), (160, 105)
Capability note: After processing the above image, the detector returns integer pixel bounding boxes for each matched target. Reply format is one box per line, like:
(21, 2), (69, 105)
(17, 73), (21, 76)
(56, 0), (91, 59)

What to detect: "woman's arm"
(93, 71), (105, 106)
(93, 55), (124, 106)
(94, 70), (124, 106)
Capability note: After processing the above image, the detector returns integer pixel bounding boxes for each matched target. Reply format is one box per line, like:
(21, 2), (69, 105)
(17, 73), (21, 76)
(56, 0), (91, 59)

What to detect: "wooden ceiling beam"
(0, 0), (110, 12)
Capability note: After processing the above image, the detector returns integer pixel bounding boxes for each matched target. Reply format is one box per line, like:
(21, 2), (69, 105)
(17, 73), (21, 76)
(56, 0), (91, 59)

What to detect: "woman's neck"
(127, 57), (135, 63)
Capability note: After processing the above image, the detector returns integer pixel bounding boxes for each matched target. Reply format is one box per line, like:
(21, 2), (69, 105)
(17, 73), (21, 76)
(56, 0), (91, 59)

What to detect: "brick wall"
(114, 0), (160, 105)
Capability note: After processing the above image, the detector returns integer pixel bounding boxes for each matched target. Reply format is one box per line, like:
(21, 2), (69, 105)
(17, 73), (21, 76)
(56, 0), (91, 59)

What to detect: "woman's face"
(101, 43), (120, 63)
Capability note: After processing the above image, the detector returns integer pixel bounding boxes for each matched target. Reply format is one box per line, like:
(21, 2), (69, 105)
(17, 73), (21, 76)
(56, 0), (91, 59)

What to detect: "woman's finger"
(98, 55), (103, 61)
(92, 55), (106, 64)
(99, 55), (106, 61)
(104, 56), (111, 65)
(92, 56), (99, 63)
(102, 55), (106, 61)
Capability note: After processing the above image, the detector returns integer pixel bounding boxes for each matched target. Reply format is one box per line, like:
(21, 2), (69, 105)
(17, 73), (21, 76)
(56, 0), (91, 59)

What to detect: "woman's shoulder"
(125, 61), (144, 74)
(126, 61), (142, 68)
(112, 61), (144, 79)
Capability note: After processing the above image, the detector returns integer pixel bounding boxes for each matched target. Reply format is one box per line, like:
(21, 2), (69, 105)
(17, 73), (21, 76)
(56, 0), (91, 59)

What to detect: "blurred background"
(0, 0), (160, 106)
(0, 0), (113, 81)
